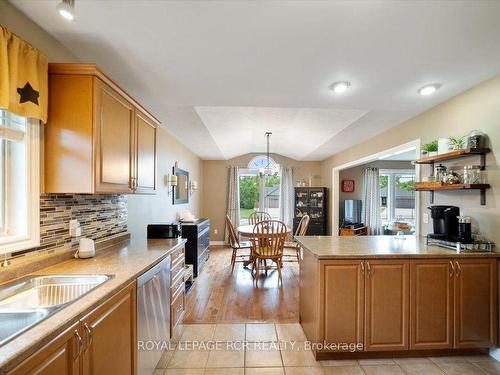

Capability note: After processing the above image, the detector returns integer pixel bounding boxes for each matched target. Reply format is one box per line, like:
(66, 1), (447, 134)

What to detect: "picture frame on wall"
(342, 179), (355, 193)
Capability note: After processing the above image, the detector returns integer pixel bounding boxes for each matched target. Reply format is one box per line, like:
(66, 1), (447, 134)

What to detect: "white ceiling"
(10, 0), (500, 160)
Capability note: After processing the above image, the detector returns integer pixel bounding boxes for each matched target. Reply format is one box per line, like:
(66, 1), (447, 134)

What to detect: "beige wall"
(202, 153), (322, 242)
(0, 1), (78, 62)
(321, 74), (500, 243)
(127, 127), (203, 237)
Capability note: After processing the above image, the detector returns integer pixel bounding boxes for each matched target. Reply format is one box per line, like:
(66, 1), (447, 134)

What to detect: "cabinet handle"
(449, 261), (455, 277)
(360, 262), (365, 276)
(83, 322), (93, 350)
(74, 329), (83, 360)
(366, 262), (371, 277)
(455, 261), (461, 277)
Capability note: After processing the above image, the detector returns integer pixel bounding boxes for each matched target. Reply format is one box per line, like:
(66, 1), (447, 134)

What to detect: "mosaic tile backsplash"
(13, 194), (128, 259)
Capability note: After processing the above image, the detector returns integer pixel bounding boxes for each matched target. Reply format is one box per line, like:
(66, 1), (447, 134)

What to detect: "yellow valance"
(0, 25), (48, 123)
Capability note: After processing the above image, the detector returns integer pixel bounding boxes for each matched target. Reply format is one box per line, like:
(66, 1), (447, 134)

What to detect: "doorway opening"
(332, 140), (421, 236)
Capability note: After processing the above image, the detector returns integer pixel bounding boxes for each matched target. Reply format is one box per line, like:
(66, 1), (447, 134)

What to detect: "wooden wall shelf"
(414, 148), (490, 165)
(414, 148), (491, 205)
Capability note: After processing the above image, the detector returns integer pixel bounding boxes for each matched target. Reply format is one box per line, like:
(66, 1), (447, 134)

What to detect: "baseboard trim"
(210, 241), (225, 246)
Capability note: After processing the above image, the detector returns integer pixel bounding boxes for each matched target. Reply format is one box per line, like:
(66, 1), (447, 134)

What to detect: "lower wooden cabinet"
(8, 322), (80, 375)
(364, 259), (409, 351)
(321, 260), (364, 347)
(454, 258), (497, 348)
(410, 259), (454, 350)
(318, 257), (498, 355)
(8, 282), (137, 375)
(81, 282), (137, 375)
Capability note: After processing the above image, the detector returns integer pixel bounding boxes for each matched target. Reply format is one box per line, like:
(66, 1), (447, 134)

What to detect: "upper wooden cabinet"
(45, 64), (158, 194)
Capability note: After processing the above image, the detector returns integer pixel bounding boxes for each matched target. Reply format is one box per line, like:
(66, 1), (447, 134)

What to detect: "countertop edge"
(296, 236), (500, 259)
(0, 238), (187, 374)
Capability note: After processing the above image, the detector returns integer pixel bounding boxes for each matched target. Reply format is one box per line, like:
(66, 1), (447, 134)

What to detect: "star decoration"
(17, 82), (40, 105)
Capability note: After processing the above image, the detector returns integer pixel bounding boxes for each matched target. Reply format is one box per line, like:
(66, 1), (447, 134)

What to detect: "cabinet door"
(454, 258), (497, 348)
(81, 282), (136, 375)
(321, 260), (364, 348)
(94, 78), (134, 193)
(134, 110), (157, 194)
(8, 322), (81, 375)
(410, 259), (453, 350)
(365, 259), (409, 351)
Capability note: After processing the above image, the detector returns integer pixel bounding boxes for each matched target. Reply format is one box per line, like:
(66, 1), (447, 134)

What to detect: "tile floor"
(153, 323), (500, 375)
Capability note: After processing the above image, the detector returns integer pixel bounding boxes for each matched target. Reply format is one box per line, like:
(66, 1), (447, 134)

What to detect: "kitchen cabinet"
(410, 259), (453, 350)
(7, 322), (80, 375)
(81, 282), (136, 375)
(45, 64), (159, 194)
(454, 258), (497, 348)
(170, 245), (185, 335)
(364, 259), (409, 351)
(321, 260), (364, 347)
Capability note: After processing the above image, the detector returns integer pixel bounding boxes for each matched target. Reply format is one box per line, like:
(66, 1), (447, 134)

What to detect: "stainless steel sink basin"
(0, 274), (112, 346)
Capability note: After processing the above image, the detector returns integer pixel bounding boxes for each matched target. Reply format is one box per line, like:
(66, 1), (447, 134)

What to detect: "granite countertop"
(295, 235), (500, 259)
(0, 236), (186, 373)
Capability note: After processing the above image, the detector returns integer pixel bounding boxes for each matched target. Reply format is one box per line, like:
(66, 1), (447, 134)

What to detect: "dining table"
(237, 223), (293, 269)
(237, 223), (292, 238)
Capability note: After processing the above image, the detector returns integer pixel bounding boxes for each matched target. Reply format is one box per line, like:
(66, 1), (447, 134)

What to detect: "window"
(239, 156), (281, 224)
(0, 110), (40, 254)
(379, 169), (416, 226)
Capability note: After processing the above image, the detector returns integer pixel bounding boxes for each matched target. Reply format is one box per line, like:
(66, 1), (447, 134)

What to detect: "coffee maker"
(428, 205), (460, 241)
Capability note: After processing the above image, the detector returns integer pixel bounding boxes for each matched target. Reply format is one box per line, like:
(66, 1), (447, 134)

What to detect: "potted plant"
(448, 135), (466, 150)
(421, 139), (438, 156)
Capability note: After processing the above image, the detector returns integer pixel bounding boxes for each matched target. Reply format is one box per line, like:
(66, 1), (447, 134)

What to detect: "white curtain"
(225, 166), (240, 242)
(279, 166), (294, 228)
(363, 167), (382, 235)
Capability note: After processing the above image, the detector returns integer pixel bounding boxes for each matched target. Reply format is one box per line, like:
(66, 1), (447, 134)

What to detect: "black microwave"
(147, 224), (181, 239)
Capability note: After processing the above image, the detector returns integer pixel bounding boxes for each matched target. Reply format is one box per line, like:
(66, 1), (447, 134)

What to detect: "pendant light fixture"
(259, 132), (280, 178)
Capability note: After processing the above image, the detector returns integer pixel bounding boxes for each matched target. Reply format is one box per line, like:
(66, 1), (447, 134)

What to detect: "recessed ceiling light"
(56, 0), (75, 21)
(418, 83), (441, 96)
(329, 81), (351, 94)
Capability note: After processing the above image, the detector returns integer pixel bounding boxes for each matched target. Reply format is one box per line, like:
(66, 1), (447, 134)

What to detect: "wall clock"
(342, 179), (355, 193)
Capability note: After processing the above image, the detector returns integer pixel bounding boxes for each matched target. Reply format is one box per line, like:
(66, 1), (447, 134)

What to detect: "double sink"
(0, 274), (111, 346)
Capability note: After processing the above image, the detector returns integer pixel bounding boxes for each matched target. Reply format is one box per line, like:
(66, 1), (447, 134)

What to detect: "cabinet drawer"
(171, 292), (184, 334)
(171, 258), (184, 278)
(171, 247), (185, 268)
(171, 270), (185, 297)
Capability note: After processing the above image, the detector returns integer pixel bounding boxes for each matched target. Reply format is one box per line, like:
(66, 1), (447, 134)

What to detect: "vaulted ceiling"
(11, 0), (500, 160)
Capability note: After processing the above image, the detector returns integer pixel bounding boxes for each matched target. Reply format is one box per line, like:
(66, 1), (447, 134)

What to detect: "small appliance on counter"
(428, 205), (460, 241)
(426, 205), (495, 252)
(74, 238), (96, 259)
(147, 223), (181, 239)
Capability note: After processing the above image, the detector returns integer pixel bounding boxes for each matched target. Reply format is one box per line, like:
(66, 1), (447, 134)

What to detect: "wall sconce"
(166, 174), (178, 196)
(189, 180), (198, 195)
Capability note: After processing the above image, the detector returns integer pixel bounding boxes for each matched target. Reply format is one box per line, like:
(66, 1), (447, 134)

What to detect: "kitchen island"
(295, 235), (499, 359)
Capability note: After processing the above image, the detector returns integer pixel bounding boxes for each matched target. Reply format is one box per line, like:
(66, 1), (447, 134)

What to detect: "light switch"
(423, 213), (429, 224)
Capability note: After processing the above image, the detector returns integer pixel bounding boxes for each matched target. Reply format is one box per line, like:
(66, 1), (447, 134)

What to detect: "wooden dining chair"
(251, 220), (287, 287)
(225, 215), (252, 273)
(283, 214), (310, 263)
(248, 211), (272, 225)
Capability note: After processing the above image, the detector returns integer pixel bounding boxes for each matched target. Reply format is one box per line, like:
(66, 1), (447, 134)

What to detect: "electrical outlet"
(423, 213), (429, 224)
(214, 229), (218, 235)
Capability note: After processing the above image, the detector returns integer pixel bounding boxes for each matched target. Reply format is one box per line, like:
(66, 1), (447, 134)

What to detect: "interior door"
(410, 259), (453, 350)
(94, 78), (134, 193)
(321, 260), (364, 348)
(454, 258), (497, 348)
(365, 259), (409, 351)
(134, 110), (157, 194)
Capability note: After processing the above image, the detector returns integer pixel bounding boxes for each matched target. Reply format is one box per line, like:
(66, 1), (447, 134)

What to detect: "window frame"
(0, 113), (40, 255)
(379, 169), (416, 225)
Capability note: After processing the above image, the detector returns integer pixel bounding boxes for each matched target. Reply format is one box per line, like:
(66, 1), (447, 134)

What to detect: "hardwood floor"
(183, 246), (300, 324)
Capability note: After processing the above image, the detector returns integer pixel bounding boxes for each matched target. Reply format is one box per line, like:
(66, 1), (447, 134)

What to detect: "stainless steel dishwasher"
(137, 256), (170, 375)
